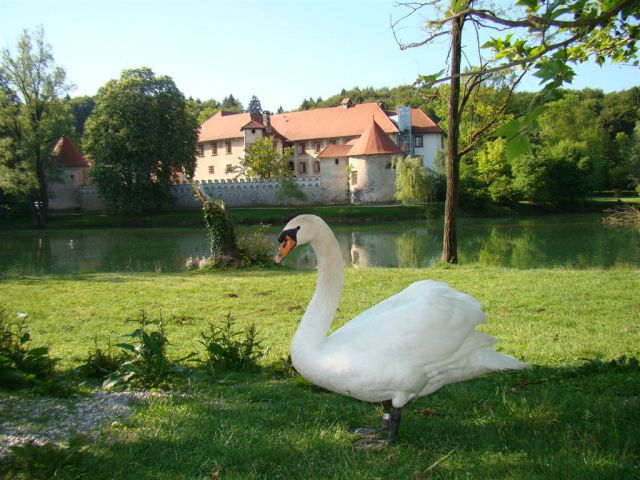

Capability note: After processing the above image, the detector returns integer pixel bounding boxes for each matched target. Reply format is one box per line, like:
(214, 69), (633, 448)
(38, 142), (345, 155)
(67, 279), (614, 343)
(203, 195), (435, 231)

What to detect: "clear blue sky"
(2, 0), (638, 112)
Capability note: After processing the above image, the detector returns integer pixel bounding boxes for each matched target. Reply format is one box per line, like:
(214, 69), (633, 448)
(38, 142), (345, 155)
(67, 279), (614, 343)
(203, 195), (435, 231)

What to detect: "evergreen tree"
(247, 95), (262, 115)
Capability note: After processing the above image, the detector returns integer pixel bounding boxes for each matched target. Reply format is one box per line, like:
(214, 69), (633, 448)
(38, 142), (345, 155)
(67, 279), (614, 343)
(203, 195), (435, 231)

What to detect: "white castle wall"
(72, 176), (343, 211)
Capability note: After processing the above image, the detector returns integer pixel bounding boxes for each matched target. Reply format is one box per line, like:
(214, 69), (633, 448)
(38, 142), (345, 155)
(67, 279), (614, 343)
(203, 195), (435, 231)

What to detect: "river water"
(1, 213), (638, 274)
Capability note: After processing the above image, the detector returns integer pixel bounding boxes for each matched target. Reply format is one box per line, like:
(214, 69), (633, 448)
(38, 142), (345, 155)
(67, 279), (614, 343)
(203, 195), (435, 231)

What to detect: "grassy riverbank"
(1, 266), (639, 478)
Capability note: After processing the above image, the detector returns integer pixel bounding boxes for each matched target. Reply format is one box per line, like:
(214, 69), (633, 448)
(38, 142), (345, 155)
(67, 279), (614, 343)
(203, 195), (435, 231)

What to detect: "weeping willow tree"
(395, 156), (430, 205)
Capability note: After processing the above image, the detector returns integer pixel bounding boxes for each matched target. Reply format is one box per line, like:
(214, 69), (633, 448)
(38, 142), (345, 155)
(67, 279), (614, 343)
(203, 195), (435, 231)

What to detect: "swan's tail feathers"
(458, 331), (528, 373)
(475, 348), (528, 372)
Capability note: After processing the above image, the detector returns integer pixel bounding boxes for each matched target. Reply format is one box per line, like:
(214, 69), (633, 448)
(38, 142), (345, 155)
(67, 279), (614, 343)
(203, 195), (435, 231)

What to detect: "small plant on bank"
(103, 311), (173, 389)
(0, 309), (56, 388)
(197, 312), (265, 377)
(236, 223), (273, 267)
(82, 336), (127, 379)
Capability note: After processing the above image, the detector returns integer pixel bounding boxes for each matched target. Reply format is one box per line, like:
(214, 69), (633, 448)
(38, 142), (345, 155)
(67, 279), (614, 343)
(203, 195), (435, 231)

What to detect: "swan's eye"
(278, 227), (300, 243)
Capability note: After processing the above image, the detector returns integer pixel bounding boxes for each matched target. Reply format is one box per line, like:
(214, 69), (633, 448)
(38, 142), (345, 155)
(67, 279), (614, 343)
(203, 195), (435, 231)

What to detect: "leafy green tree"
(276, 106), (284, 114)
(188, 98), (221, 124)
(84, 68), (198, 212)
(394, 0), (639, 262)
(221, 94), (243, 112)
(247, 95), (262, 115)
(65, 95), (95, 143)
(240, 136), (293, 179)
(0, 26), (72, 227)
(395, 156), (429, 205)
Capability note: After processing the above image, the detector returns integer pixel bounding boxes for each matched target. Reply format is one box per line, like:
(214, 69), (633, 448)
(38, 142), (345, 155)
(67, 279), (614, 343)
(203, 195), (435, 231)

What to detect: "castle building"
(194, 99), (444, 203)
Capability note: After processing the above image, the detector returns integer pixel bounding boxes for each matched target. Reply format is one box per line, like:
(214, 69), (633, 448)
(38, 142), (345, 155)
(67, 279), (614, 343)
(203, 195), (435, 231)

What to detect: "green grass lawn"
(1, 266), (639, 478)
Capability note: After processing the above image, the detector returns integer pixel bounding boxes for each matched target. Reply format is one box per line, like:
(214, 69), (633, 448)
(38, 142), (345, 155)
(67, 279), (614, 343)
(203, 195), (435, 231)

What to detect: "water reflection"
(0, 214), (638, 274)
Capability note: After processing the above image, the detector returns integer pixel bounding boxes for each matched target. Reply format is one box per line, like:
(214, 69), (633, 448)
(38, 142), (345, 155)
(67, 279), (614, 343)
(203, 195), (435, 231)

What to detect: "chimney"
(340, 98), (352, 109)
(262, 110), (271, 133)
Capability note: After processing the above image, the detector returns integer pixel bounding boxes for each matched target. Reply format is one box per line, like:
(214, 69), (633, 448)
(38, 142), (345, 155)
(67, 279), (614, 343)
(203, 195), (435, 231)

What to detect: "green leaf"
(27, 347), (49, 357)
(115, 343), (136, 352)
(505, 134), (531, 161)
(516, 0), (538, 9)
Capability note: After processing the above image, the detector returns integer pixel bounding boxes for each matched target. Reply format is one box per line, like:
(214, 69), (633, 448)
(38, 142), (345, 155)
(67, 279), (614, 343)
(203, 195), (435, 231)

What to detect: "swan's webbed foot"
(353, 401), (403, 450)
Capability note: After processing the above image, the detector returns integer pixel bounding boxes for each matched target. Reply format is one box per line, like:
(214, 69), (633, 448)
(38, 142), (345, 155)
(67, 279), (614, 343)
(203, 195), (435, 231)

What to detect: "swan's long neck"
(291, 223), (344, 354)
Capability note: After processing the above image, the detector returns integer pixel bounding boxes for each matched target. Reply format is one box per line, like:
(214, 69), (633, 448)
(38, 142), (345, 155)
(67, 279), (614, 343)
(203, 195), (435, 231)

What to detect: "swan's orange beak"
(274, 235), (296, 264)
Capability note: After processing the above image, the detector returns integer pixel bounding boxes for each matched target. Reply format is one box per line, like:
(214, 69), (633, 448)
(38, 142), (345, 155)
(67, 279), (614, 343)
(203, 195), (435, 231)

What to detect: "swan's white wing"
(327, 280), (485, 367)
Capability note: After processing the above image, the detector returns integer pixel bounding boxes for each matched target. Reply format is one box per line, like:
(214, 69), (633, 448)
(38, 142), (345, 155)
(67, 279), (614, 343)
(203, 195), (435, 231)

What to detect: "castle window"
(208, 165), (215, 175)
(225, 141), (232, 154)
(314, 142), (321, 153)
(334, 159), (339, 165)
(297, 143), (305, 154)
(225, 164), (234, 174)
(298, 162), (307, 174)
(351, 171), (358, 185)
(313, 161), (320, 173)
(211, 143), (217, 155)
(251, 129), (256, 134)
(414, 135), (424, 148)
(288, 161), (295, 171)
(197, 145), (204, 157)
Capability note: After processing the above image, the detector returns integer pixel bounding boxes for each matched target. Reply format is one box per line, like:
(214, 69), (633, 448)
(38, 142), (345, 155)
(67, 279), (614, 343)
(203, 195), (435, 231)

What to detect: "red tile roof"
(269, 103), (398, 142)
(317, 144), (353, 158)
(410, 108), (444, 134)
(348, 117), (403, 156)
(199, 111), (265, 141)
(50, 137), (88, 167)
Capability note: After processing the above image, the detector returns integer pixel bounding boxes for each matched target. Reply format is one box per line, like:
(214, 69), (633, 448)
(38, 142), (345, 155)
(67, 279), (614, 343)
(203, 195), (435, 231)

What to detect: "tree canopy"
(84, 67), (198, 212)
(0, 26), (72, 225)
(240, 136), (293, 179)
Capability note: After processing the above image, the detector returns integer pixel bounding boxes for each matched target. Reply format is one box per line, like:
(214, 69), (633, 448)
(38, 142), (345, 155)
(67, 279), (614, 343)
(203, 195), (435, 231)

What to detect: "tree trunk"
(442, 15), (464, 263)
(34, 144), (48, 229)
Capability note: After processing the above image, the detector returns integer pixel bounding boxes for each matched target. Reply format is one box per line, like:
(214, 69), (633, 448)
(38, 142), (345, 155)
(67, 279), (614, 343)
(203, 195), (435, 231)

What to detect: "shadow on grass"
(3, 362), (638, 479)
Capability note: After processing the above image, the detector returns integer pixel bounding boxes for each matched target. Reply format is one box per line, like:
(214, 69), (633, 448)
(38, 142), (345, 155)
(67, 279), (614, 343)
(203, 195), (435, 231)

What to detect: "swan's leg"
(381, 400), (393, 431)
(386, 407), (402, 443)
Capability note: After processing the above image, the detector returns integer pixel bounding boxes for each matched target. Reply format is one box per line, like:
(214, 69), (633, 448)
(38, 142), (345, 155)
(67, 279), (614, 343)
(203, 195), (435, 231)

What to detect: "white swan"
(274, 215), (527, 445)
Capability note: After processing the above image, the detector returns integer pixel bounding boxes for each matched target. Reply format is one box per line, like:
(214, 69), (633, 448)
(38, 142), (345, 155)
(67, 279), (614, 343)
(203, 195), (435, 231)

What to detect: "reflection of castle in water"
(287, 227), (441, 269)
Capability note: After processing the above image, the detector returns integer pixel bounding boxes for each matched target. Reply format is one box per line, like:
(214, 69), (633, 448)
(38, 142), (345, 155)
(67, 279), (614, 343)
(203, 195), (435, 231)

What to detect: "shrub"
(103, 311), (173, 389)
(83, 336), (127, 379)
(197, 312), (264, 377)
(0, 309), (56, 388)
(236, 224), (273, 267)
